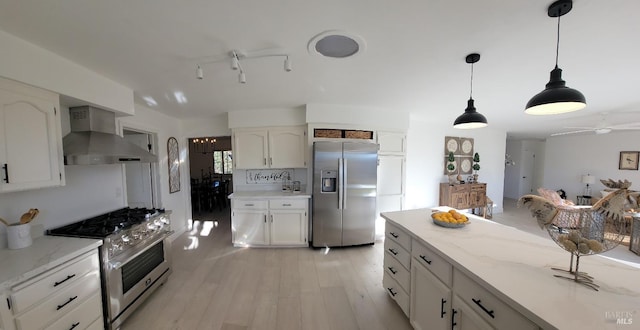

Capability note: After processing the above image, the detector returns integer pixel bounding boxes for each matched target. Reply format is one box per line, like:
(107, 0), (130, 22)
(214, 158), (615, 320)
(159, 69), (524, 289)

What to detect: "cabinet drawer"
(412, 240), (452, 286)
(14, 271), (100, 330)
(11, 251), (98, 314)
(384, 239), (410, 270)
(47, 292), (102, 330)
(233, 200), (268, 210)
(383, 273), (409, 317)
(470, 184), (486, 192)
(385, 222), (411, 251)
(453, 270), (537, 330)
(86, 317), (105, 330)
(383, 252), (410, 292)
(269, 199), (307, 209)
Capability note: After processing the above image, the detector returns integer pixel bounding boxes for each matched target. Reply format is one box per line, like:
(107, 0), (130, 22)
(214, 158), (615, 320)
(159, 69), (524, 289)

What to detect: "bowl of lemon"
(431, 210), (469, 228)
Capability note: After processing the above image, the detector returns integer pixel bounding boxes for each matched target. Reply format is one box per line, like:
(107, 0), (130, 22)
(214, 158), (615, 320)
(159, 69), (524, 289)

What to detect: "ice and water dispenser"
(321, 170), (337, 193)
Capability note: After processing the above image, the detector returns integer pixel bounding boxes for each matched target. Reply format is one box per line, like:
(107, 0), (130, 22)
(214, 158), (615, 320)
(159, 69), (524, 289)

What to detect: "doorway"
(123, 129), (159, 208)
(188, 136), (233, 221)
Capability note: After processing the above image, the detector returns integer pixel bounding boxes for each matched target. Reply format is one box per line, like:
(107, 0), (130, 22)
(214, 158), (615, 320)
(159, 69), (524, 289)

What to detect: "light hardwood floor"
(120, 209), (412, 330)
(121, 200), (639, 330)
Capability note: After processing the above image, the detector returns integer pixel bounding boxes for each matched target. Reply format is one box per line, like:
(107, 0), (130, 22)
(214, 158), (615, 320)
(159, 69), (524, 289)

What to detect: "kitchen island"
(381, 208), (639, 330)
(229, 191), (311, 247)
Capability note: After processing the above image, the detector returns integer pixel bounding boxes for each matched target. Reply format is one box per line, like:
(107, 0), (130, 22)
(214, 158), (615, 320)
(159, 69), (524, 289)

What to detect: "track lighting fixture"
(196, 49), (291, 84)
(454, 53), (488, 129)
(525, 0), (586, 115)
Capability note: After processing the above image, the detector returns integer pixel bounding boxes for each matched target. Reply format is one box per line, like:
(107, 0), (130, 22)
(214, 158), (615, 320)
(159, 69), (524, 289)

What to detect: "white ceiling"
(1, 0), (640, 139)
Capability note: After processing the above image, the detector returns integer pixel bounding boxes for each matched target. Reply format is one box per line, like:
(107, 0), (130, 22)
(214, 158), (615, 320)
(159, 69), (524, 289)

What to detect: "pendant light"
(525, 0), (586, 115)
(454, 53), (488, 129)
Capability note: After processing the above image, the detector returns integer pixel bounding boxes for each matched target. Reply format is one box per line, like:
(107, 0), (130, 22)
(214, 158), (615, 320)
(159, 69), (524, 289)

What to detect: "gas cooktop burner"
(48, 207), (164, 238)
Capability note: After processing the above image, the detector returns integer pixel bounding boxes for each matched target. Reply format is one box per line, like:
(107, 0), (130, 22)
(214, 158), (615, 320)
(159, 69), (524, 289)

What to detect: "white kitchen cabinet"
(233, 129), (269, 169)
(410, 261), (451, 330)
(3, 250), (103, 330)
(231, 197), (309, 247)
(268, 127), (306, 168)
(0, 78), (64, 192)
(377, 131), (406, 155)
(232, 206), (269, 246)
(451, 295), (493, 330)
(382, 222), (411, 316)
(233, 126), (306, 169)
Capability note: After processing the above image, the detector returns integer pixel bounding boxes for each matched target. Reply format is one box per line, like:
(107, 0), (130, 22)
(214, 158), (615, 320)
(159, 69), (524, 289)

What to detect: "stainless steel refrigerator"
(312, 141), (378, 247)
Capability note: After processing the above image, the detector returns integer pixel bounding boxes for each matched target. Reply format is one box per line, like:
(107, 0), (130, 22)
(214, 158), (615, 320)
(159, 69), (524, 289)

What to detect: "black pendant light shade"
(454, 53), (488, 129)
(454, 99), (488, 129)
(525, 66), (586, 114)
(525, 0), (586, 115)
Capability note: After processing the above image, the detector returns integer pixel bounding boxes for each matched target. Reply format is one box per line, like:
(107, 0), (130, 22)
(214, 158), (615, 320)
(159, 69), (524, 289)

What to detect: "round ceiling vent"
(308, 30), (366, 58)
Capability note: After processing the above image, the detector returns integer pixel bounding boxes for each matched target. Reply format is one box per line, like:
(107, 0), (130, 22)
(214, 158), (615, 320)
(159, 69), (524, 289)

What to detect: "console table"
(439, 183), (487, 217)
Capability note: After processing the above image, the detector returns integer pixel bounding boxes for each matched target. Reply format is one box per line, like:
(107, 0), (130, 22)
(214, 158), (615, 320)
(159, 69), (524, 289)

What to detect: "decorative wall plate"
(445, 136), (459, 155)
(460, 157), (473, 174)
(460, 138), (474, 156)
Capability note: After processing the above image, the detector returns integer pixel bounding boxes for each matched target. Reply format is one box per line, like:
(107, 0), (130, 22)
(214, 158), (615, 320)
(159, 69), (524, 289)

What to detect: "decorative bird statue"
(517, 179), (631, 291)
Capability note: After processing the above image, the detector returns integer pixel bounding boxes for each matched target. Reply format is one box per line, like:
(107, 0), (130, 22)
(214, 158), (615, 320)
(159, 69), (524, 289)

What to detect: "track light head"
(196, 65), (203, 80)
(284, 56), (292, 72)
(239, 71), (246, 84)
(231, 51), (240, 70)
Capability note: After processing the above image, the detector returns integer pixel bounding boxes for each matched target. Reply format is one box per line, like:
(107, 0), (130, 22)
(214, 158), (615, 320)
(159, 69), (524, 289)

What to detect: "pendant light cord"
(555, 14), (561, 68)
(469, 62), (474, 99)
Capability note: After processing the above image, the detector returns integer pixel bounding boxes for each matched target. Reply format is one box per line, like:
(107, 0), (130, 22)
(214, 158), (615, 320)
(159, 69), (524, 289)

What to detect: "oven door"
(105, 232), (172, 328)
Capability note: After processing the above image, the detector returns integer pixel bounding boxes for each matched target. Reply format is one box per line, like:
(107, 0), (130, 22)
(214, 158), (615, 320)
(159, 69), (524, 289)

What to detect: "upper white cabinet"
(0, 78), (64, 193)
(233, 126), (306, 169)
(377, 131), (406, 155)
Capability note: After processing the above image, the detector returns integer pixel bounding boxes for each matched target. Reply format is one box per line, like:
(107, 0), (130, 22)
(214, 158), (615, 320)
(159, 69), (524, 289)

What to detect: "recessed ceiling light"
(308, 30), (366, 58)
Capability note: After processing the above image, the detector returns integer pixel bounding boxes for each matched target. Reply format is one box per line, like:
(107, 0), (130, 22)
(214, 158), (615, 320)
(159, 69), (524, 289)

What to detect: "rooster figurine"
(517, 179), (630, 291)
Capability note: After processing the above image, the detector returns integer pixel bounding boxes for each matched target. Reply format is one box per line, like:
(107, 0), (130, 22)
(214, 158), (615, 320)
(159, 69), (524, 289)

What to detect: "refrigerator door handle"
(338, 158), (343, 210)
(343, 158), (347, 210)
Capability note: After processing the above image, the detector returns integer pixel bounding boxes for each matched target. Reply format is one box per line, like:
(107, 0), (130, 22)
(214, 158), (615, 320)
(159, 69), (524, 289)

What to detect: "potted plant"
(447, 152), (457, 184)
(472, 152), (480, 182)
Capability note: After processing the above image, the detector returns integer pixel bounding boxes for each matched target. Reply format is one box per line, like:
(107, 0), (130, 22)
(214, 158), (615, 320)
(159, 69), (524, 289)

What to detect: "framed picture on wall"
(168, 137), (181, 193)
(619, 151), (639, 170)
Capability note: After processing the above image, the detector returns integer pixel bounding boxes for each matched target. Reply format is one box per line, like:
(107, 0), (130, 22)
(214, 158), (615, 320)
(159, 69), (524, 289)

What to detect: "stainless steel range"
(48, 208), (173, 330)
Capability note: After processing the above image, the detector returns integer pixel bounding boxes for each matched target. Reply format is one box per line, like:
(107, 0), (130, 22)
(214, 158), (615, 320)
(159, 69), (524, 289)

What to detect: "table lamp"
(581, 174), (595, 197)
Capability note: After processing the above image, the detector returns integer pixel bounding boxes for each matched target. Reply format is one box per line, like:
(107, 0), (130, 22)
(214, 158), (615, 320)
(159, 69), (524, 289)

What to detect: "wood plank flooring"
(120, 211), (411, 330)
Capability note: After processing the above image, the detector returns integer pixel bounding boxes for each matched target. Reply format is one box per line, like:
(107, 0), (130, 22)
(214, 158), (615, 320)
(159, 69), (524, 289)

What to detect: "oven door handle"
(109, 230), (173, 270)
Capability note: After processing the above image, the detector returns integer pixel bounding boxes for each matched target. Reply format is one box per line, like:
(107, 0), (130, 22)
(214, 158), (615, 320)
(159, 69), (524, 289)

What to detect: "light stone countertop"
(381, 208), (640, 330)
(0, 235), (102, 290)
(228, 191), (311, 199)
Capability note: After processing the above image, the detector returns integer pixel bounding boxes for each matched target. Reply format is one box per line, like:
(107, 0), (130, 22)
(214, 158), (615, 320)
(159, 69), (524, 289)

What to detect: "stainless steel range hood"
(63, 106), (158, 165)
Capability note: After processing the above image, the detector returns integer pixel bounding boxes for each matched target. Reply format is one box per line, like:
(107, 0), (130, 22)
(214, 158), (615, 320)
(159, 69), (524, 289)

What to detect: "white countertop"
(0, 236), (102, 290)
(228, 191), (311, 199)
(381, 208), (640, 330)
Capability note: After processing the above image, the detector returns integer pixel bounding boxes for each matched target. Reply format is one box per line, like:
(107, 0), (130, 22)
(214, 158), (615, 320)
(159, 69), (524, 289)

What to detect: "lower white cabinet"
(232, 197), (308, 247)
(410, 261), (451, 330)
(383, 220), (538, 329)
(451, 295), (493, 330)
(3, 250), (103, 330)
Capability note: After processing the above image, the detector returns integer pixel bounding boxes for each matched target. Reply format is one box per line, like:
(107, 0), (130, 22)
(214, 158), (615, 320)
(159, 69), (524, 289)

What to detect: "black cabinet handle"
(56, 296), (78, 310)
(69, 322), (80, 330)
(390, 232), (399, 238)
(419, 255), (432, 265)
(2, 164), (8, 183)
(387, 266), (397, 274)
(388, 248), (398, 255)
(472, 298), (495, 318)
(54, 274), (76, 287)
(451, 309), (458, 329)
(386, 287), (397, 297)
(441, 298), (447, 318)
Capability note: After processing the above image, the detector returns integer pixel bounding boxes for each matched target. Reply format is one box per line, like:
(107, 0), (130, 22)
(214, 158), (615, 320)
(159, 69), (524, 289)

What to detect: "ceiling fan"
(551, 113), (640, 136)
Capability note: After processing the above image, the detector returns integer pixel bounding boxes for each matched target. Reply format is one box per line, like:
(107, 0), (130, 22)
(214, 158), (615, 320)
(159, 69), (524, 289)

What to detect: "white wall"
(543, 131), (640, 201)
(406, 116), (507, 213)
(0, 30), (134, 115)
(118, 105), (190, 237)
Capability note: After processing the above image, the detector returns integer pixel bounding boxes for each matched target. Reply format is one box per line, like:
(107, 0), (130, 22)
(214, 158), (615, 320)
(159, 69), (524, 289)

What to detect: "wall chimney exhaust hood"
(63, 106), (158, 165)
